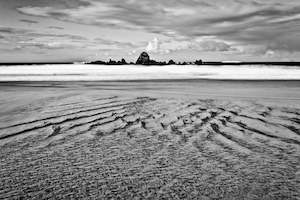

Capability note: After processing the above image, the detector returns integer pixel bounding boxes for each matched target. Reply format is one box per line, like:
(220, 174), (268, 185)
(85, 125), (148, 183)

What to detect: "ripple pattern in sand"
(0, 95), (299, 199)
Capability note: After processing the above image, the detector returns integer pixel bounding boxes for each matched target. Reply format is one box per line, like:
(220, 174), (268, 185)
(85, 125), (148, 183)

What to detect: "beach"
(2, 0), (300, 198)
(0, 79), (299, 199)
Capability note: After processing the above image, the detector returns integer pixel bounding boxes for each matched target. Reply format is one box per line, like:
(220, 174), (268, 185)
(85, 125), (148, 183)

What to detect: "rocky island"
(87, 52), (203, 65)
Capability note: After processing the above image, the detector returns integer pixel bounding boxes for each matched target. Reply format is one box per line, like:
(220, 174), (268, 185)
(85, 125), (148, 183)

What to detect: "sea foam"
(0, 64), (299, 81)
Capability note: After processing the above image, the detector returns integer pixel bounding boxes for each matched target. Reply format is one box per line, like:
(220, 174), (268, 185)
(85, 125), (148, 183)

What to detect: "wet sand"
(0, 80), (299, 199)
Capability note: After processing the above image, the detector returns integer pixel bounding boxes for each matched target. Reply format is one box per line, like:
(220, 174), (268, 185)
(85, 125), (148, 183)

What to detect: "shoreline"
(1, 79), (300, 83)
(1, 64), (300, 81)
(1, 80), (300, 103)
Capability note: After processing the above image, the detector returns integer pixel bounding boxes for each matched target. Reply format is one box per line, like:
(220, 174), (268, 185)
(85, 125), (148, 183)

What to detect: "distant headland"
(0, 52), (300, 66)
(86, 52), (300, 66)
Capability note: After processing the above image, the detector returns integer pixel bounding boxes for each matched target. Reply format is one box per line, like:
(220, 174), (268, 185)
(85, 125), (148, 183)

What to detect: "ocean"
(0, 64), (300, 81)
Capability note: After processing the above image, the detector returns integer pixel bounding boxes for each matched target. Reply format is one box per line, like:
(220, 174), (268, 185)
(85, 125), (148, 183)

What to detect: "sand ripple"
(0, 94), (299, 199)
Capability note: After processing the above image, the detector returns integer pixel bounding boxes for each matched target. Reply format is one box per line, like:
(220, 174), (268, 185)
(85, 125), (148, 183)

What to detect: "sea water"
(0, 64), (300, 81)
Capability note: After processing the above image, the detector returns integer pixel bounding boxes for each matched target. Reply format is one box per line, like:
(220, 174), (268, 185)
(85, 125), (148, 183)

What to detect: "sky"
(0, 0), (300, 62)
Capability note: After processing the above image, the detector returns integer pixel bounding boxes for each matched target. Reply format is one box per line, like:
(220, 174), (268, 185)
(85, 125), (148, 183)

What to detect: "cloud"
(17, 41), (70, 49)
(96, 37), (142, 46)
(11, 0), (300, 59)
(195, 40), (234, 52)
(17, 1), (140, 29)
(146, 37), (159, 52)
(163, 7), (196, 16)
(0, 26), (89, 51)
(143, 36), (236, 54)
(265, 50), (275, 57)
(0, 27), (28, 34)
(268, 13), (300, 23)
(19, 19), (39, 24)
(18, 6), (53, 17)
(48, 26), (64, 30)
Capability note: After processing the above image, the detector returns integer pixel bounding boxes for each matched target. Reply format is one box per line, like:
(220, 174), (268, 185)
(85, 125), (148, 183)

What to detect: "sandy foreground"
(0, 80), (299, 199)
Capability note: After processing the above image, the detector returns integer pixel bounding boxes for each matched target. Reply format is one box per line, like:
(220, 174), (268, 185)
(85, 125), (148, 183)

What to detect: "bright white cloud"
(146, 37), (159, 52)
(144, 36), (236, 54)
